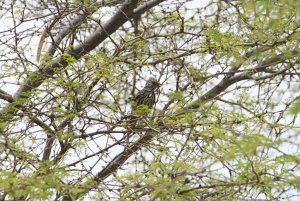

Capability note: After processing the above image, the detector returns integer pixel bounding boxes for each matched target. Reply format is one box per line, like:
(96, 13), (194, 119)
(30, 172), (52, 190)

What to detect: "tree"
(0, 0), (300, 200)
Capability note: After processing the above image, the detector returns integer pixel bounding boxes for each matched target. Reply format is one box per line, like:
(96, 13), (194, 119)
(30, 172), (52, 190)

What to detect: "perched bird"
(129, 77), (160, 130)
(134, 77), (160, 110)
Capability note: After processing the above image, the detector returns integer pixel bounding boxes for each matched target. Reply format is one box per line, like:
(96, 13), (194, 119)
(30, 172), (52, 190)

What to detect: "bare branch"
(185, 49), (300, 110)
(0, 89), (13, 103)
(0, 0), (166, 130)
(69, 130), (157, 200)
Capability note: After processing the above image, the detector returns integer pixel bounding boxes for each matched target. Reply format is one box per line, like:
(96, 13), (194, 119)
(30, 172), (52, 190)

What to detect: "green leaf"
(289, 99), (300, 114)
(133, 105), (152, 115)
(167, 91), (183, 100)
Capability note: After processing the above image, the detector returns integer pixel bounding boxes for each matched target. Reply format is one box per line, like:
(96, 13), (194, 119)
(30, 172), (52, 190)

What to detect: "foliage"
(0, 0), (300, 200)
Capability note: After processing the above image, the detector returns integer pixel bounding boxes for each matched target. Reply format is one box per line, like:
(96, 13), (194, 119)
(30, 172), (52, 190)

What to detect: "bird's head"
(145, 77), (160, 90)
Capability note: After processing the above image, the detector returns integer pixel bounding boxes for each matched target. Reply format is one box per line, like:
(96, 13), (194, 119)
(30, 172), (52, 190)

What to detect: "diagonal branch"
(67, 130), (157, 201)
(37, 0), (167, 168)
(45, 0), (127, 59)
(133, 0), (165, 16)
(0, 0), (165, 131)
(77, 49), (300, 199)
(0, 89), (13, 103)
(46, 12), (89, 57)
(95, 131), (156, 182)
(185, 49), (300, 111)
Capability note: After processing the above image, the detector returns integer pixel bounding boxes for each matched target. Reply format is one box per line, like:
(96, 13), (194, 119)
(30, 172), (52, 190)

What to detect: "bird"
(129, 77), (160, 128)
(133, 77), (160, 111)
(122, 77), (160, 139)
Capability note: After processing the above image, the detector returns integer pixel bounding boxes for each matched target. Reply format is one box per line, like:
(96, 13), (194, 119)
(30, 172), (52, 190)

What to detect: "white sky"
(0, 0), (299, 200)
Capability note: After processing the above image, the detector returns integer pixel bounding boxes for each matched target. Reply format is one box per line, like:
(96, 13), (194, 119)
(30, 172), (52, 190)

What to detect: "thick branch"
(95, 132), (155, 181)
(185, 49), (300, 110)
(1, 0), (163, 130)
(0, 89), (13, 103)
(133, 0), (165, 16)
(71, 49), (300, 200)
(39, 0), (168, 180)
(68, 130), (157, 201)
(45, 0), (125, 60)
(47, 12), (89, 57)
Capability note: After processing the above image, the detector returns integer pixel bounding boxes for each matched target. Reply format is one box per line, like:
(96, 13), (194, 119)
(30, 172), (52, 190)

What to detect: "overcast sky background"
(0, 1), (299, 200)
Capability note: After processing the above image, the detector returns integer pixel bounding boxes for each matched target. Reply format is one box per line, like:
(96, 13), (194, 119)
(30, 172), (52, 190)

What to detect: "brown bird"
(129, 77), (160, 129)
(134, 77), (160, 110)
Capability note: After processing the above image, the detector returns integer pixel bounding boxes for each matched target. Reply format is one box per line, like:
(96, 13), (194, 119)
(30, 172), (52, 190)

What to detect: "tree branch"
(0, 89), (13, 103)
(0, 0), (165, 131)
(69, 130), (157, 200)
(185, 49), (300, 110)
(133, 0), (165, 16)
(94, 131), (155, 182)
(69, 48), (300, 200)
